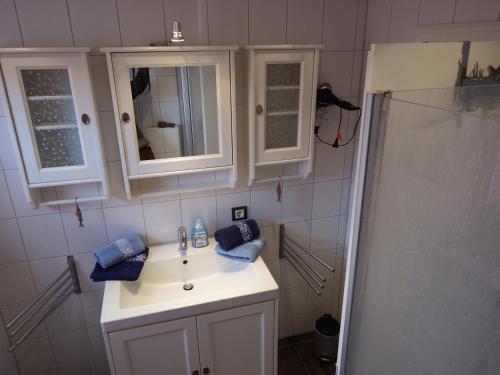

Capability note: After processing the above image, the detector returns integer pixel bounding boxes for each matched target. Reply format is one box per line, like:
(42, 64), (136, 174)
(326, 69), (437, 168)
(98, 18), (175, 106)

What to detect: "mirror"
(129, 66), (219, 161)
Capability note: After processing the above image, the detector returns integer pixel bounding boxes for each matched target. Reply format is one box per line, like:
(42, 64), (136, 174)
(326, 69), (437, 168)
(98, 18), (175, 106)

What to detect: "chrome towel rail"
(279, 224), (335, 296)
(3, 256), (81, 352)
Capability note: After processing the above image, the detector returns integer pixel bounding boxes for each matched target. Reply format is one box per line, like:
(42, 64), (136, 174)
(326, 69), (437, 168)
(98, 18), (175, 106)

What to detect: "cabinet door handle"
(202, 367), (210, 374)
(121, 112), (131, 123)
(256, 104), (263, 115)
(81, 113), (91, 125)
(192, 370), (199, 375)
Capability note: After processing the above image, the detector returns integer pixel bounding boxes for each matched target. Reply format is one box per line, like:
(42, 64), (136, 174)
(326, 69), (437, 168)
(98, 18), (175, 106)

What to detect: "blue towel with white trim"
(215, 237), (266, 263)
(214, 219), (261, 250)
(90, 248), (149, 282)
(94, 234), (145, 269)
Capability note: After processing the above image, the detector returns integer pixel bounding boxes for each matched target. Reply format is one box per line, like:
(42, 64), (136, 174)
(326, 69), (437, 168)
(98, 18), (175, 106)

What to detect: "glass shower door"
(342, 87), (500, 375)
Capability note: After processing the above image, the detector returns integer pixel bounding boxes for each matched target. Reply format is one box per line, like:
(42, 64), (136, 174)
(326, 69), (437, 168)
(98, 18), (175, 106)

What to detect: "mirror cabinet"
(247, 45), (321, 186)
(0, 48), (109, 206)
(102, 46), (238, 199)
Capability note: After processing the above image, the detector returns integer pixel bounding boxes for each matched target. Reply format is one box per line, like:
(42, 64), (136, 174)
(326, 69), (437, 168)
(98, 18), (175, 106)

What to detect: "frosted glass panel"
(265, 63), (301, 149)
(20, 68), (84, 168)
(21, 69), (72, 96)
(27, 98), (77, 126)
(265, 114), (298, 149)
(266, 63), (300, 86)
(345, 89), (500, 375)
(266, 88), (299, 112)
(34, 128), (84, 168)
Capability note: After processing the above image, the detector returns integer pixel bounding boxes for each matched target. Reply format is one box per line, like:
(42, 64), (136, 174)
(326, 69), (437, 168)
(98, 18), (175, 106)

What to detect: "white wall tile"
(0, 262), (36, 305)
(143, 200), (182, 244)
(1, 301), (47, 339)
(249, 0), (287, 44)
(388, 0), (420, 43)
(314, 142), (345, 182)
(250, 188), (282, 227)
(51, 330), (93, 368)
(419, 0), (456, 25)
(88, 55), (114, 112)
(319, 51), (354, 98)
(180, 195), (217, 234)
(310, 216), (340, 252)
(19, 214), (68, 259)
(29, 256), (67, 291)
(355, 1), (367, 51)
(164, 0), (209, 45)
(15, 337), (57, 375)
(0, 0), (23, 47)
(56, 183), (102, 212)
(0, 171), (14, 219)
(15, 0), (74, 46)
(340, 178), (351, 214)
(87, 326), (107, 363)
(322, 0), (358, 51)
(260, 225), (278, 261)
(103, 205), (146, 241)
(117, 0), (166, 46)
(68, 0), (121, 47)
(216, 191), (250, 228)
(454, 0), (500, 23)
(4, 169), (57, 217)
(46, 294), (86, 334)
(337, 214), (348, 248)
(287, 0), (324, 44)
(79, 290), (104, 328)
(62, 209), (108, 254)
(283, 220), (310, 251)
(0, 218), (26, 263)
(0, 118), (18, 170)
(207, 0), (248, 45)
(364, 0), (392, 47)
(312, 180), (342, 218)
(282, 184), (313, 223)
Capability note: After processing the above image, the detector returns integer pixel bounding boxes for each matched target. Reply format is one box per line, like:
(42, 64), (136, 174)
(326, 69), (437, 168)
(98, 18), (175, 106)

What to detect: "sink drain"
(183, 283), (194, 291)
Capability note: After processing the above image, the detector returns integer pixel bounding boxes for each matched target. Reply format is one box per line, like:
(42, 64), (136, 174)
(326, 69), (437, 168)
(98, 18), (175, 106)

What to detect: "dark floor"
(278, 332), (335, 375)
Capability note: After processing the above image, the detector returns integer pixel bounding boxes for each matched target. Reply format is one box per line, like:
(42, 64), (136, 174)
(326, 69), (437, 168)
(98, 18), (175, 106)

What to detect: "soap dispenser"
(191, 218), (209, 248)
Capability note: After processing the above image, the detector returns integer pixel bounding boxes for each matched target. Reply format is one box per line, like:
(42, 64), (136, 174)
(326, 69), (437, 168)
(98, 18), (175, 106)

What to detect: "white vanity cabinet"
(247, 46), (321, 185)
(106, 301), (275, 375)
(102, 46), (238, 199)
(0, 48), (109, 205)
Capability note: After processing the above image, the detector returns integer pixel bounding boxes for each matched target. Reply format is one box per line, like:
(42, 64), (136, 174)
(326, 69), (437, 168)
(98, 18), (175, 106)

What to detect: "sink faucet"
(178, 226), (188, 251)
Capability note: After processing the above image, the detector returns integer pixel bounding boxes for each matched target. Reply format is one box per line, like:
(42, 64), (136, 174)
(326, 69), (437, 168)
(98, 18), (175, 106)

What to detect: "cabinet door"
(197, 301), (275, 375)
(0, 54), (100, 184)
(111, 51), (233, 177)
(254, 50), (315, 164)
(109, 317), (200, 375)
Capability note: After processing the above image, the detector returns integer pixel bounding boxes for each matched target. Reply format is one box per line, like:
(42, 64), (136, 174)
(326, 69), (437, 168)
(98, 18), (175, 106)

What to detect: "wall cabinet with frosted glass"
(247, 46), (321, 185)
(0, 48), (108, 206)
(102, 46), (238, 199)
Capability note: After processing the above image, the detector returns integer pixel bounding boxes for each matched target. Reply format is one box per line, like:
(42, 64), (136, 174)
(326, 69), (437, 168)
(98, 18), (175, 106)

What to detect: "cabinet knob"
(203, 367), (210, 374)
(121, 112), (131, 123)
(81, 113), (91, 125)
(256, 105), (263, 115)
(192, 370), (199, 375)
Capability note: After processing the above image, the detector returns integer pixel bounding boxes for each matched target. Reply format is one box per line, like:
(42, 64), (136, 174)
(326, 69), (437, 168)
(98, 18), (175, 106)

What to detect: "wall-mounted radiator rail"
(279, 224), (335, 295)
(2, 256), (81, 352)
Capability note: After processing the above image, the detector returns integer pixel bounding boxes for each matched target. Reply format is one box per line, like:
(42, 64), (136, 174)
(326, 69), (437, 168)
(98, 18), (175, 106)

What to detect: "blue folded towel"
(94, 234), (145, 269)
(214, 219), (261, 250)
(215, 237), (266, 262)
(90, 248), (149, 282)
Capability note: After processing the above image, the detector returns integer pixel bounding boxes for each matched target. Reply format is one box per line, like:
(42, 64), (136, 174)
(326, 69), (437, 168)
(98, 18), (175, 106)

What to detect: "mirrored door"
(112, 51), (233, 176)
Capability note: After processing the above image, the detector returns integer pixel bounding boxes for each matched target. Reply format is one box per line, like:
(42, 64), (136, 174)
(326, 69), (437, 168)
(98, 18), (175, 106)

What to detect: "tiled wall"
(0, 0), (499, 374)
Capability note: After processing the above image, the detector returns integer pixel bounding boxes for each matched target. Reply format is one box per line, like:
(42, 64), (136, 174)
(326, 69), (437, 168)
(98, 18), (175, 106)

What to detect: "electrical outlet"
(232, 206), (248, 221)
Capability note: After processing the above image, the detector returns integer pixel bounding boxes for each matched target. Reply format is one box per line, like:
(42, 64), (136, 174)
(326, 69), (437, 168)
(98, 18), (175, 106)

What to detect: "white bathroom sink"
(100, 239), (279, 331)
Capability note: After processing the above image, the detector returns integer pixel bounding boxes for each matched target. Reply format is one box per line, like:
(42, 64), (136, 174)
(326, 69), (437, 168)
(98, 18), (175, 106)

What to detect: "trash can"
(313, 314), (340, 362)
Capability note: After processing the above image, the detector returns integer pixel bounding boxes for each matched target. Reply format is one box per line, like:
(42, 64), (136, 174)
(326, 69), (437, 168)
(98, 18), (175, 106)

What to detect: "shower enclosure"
(338, 85), (500, 375)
